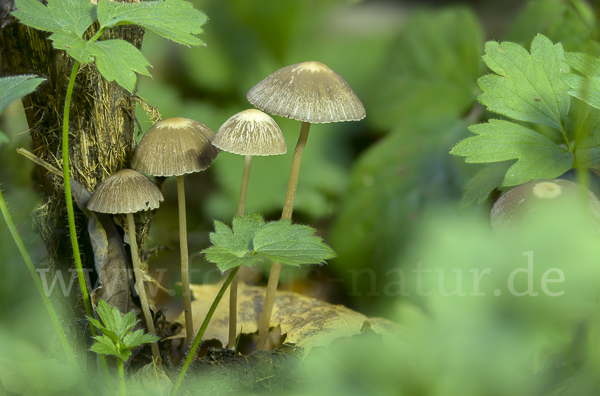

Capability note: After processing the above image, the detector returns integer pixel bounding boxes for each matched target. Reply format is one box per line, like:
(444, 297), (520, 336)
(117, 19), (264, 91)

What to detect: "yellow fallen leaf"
(173, 282), (402, 354)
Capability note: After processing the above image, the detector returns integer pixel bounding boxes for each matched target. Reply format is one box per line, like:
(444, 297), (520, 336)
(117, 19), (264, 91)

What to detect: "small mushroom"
(491, 179), (600, 233)
(247, 61), (365, 349)
(131, 117), (219, 344)
(87, 168), (164, 362)
(213, 108), (286, 348)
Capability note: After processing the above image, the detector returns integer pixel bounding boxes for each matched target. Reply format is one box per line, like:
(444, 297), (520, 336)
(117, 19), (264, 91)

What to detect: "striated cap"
(131, 117), (220, 177)
(87, 169), (164, 214)
(213, 109), (287, 156)
(247, 61), (366, 124)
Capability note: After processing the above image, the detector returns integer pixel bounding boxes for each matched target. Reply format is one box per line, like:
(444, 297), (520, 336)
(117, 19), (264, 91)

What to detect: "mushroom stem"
(127, 213), (160, 362)
(177, 175), (194, 345)
(228, 155), (254, 349)
(281, 122), (311, 220)
(257, 121), (311, 349)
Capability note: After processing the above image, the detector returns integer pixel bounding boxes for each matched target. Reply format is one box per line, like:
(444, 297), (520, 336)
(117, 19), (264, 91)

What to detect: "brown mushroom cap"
(213, 109), (287, 156)
(491, 179), (600, 233)
(131, 117), (219, 177)
(87, 169), (164, 214)
(247, 61), (366, 124)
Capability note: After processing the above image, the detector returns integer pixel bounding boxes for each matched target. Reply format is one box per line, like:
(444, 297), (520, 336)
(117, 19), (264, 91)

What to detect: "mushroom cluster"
(88, 116), (219, 356)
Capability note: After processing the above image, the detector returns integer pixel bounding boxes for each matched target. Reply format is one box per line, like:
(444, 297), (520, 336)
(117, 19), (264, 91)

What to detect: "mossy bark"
(0, 6), (150, 337)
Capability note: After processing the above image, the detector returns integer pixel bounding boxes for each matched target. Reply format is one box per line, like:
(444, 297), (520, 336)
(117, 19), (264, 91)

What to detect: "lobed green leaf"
(12, 0), (96, 36)
(253, 220), (336, 266)
(89, 40), (152, 92)
(205, 214), (266, 271)
(49, 31), (95, 64)
(97, 0), (207, 46)
(451, 119), (574, 186)
(478, 34), (570, 131)
(0, 75), (45, 114)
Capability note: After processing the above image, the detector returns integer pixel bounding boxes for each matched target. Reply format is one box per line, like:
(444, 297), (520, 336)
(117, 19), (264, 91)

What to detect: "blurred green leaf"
(330, 119), (469, 312)
(478, 34), (570, 131)
(12, 0), (96, 36)
(97, 0), (207, 46)
(0, 132), (8, 146)
(459, 162), (510, 208)
(370, 7), (483, 131)
(562, 52), (600, 110)
(451, 120), (574, 186)
(0, 75), (45, 114)
(505, 0), (595, 52)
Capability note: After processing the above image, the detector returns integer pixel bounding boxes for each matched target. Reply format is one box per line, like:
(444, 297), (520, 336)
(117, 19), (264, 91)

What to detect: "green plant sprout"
(451, 33), (599, 205)
(171, 213), (335, 395)
(89, 300), (160, 396)
(11, 0), (207, 391)
(0, 187), (92, 396)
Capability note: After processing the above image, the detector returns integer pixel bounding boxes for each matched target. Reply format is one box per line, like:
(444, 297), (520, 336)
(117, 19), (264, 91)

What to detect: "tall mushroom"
(213, 109), (286, 348)
(131, 117), (219, 344)
(87, 168), (164, 362)
(247, 61), (366, 349)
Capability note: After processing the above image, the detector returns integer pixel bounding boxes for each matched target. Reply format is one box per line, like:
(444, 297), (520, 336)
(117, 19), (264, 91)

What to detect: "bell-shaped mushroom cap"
(213, 109), (287, 156)
(87, 169), (164, 214)
(131, 117), (220, 177)
(491, 179), (600, 234)
(247, 61), (366, 124)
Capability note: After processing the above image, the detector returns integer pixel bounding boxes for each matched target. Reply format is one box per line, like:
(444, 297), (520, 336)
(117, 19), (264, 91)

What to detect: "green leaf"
(96, 300), (117, 332)
(12, 0), (96, 36)
(371, 7), (483, 131)
(572, 104), (600, 168)
(451, 119), (574, 186)
(478, 34), (570, 131)
(0, 75), (45, 114)
(459, 163), (511, 209)
(123, 329), (160, 348)
(89, 40), (152, 92)
(253, 220), (336, 266)
(91, 335), (119, 355)
(204, 213), (266, 271)
(49, 30), (95, 64)
(97, 0), (207, 46)
(562, 52), (600, 111)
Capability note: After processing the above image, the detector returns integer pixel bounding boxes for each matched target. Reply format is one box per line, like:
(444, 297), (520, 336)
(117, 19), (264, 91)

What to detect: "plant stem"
(127, 213), (160, 362)
(237, 155), (253, 216)
(257, 121), (311, 349)
(0, 188), (92, 396)
(228, 155), (253, 349)
(172, 267), (240, 396)
(63, 61), (114, 396)
(118, 358), (126, 396)
(177, 175), (194, 344)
